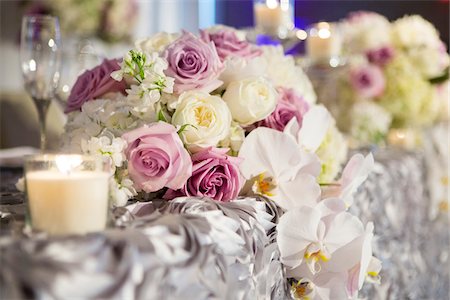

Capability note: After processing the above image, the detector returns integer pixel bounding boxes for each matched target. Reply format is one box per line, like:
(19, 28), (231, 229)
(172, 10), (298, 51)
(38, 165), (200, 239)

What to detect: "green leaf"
(177, 124), (197, 135)
(429, 67), (449, 84)
(157, 110), (167, 122)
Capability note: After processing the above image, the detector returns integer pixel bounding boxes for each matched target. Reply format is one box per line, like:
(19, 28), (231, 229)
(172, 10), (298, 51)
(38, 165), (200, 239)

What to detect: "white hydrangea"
(110, 175), (137, 206)
(340, 12), (392, 54)
(316, 122), (348, 182)
(81, 135), (126, 169)
(260, 45), (317, 105)
(350, 101), (392, 145)
(392, 15), (441, 49)
(219, 121), (245, 155)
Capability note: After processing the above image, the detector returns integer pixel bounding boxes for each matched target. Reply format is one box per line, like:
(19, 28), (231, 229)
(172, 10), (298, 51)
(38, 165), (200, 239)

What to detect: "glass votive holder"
(306, 22), (342, 64)
(24, 154), (111, 236)
(253, 0), (294, 37)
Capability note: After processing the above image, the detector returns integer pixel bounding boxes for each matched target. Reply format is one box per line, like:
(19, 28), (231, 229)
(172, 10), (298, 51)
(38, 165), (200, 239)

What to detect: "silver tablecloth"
(352, 147), (449, 300)
(0, 146), (449, 299)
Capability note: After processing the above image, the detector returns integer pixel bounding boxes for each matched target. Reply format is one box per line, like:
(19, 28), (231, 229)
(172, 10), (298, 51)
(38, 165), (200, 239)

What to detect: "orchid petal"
(324, 212), (365, 253)
(274, 174), (321, 210)
(238, 127), (304, 179)
(298, 105), (332, 153)
(277, 206), (322, 267)
(340, 153), (375, 206)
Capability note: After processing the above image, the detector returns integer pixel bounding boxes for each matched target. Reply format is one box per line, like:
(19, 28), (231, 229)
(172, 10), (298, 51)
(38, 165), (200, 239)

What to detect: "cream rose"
(172, 91), (232, 151)
(135, 32), (179, 53)
(222, 77), (277, 126)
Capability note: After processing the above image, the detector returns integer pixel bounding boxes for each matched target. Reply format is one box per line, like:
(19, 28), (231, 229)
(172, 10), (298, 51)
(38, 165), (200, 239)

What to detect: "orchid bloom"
(321, 153), (375, 207)
(238, 127), (322, 210)
(277, 199), (365, 274)
(284, 105), (332, 153)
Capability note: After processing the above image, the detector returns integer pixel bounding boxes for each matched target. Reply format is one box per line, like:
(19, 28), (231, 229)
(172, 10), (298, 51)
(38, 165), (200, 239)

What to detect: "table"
(1, 145), (449, 299)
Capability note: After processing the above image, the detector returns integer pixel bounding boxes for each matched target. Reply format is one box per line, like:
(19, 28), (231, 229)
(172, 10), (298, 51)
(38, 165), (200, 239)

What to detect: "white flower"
(171, 91), (232, 151)
(219, 56), (267, 88)
(277, 198), (365, 273)
(218, 121), (245, 154)
(260, 45), (316, 105)
(407, 46), (450, 79)
(135, 32), (179, 54)
(222, 76), (277, 126)
(316, 123), (348, 182)
(341, 12), (392, 54)
(392, 15), (441, 49)
(110, 176), (137, 207)
(238, 127), (322, 210)
(81, 135), (126, 169)
(321, 153), (374, 207)
(350, 101), (392, 145)
(284, 105), (332, 153)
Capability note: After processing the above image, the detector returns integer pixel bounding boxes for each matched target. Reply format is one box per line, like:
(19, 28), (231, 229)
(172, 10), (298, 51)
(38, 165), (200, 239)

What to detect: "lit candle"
(254, 0), (293, 36)
(306, 22), (341, 62)
(25, 155), (110, 235)
(387, 128), (419, 149)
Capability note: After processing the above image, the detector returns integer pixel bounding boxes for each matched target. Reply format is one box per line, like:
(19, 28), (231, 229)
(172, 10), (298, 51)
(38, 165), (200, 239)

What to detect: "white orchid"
(321, 153), (375, 207)
(277, 198), (365, 274)
(238, 127), (321, 210)
(284, 105), (332, 153)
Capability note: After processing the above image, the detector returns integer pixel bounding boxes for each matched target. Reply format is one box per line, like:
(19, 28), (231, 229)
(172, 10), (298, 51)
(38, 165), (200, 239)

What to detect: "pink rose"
(65, 58), (127, 113)
(122, 122), (192, 193)
(350, 64), (386, 98)
(200, 29), (262, 61)
(163, 32), (224, 94)
(164, 147), (243, 202)
(256, 87), (310, 131)
(366, 46), (395, 66)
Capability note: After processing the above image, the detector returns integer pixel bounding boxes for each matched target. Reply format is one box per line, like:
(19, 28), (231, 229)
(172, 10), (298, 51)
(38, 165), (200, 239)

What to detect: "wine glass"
(20, 15), (61, 150)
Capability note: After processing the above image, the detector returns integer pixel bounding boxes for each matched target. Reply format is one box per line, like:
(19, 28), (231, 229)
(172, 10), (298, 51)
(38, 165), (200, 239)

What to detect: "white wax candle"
(254, 3), (291, 35)
(26, 170), (110, 235)
(307, 23), (341, 61)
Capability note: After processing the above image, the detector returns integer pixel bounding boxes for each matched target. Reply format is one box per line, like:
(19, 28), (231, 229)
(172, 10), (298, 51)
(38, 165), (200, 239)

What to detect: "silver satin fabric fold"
(0, 197), (287, 300)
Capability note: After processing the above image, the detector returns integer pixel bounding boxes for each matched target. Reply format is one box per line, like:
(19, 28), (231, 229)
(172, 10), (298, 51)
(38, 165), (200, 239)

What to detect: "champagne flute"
(20, 15), (61, 150)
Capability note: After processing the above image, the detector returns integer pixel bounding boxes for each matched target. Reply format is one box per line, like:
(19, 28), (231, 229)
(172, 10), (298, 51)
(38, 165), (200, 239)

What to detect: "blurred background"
(0, 0), (449, 149)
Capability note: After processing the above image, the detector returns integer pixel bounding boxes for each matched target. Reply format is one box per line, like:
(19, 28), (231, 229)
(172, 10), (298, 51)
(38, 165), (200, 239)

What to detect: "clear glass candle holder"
(306, 22), (342, 64)
(24, 154), (111, 235)
(253, 0), (294, 37)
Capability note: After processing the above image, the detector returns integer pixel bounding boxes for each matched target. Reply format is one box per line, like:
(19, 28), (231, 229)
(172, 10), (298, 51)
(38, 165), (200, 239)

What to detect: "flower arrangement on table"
(63, 26), (380, 299)
(337, 12), (450, 147)
(24, 0), (138, 42)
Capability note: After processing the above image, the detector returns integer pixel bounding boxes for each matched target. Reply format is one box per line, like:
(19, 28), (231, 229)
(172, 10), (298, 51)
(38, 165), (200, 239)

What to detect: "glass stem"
(32, 98), (50, 151)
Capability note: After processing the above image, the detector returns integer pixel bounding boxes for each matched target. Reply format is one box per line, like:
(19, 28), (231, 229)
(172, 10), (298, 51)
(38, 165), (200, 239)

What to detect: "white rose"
(171, 91), (232, 151)
(260, 45), (316, 104)
(135, 32), (179, 53)
(219, 56), (267, 89)
(222, 76), (277, 126)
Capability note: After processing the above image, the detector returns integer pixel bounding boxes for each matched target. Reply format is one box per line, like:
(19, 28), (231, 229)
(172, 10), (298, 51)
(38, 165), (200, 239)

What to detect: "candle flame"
(56, 155), (83, 174)
(266, 0), (279, 9)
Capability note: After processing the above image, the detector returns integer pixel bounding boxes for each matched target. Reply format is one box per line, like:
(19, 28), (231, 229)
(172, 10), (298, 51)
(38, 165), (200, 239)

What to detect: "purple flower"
(256, 87), (310, 131)
(122, 122), (192, 193)
(65, 58), (127, 113)
(366, 46), (395, 66)
(164, 32), (224, 94)
(200, 29), (262, 61)
(350, 64), (386, 98)
(164, 147), (244, 202)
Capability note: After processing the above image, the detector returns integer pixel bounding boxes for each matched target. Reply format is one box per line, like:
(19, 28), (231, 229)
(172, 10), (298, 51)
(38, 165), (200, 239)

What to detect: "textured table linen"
(0, 144), (449, 299)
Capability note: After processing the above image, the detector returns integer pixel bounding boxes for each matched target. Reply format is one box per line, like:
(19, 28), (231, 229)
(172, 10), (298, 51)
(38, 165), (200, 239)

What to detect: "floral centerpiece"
(63, 26), (380, 299)
(337, 12), (449, 146)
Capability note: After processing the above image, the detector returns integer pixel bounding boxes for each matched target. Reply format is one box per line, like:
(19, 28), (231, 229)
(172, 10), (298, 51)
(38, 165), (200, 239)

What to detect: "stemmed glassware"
(20, 15), (61, 150)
